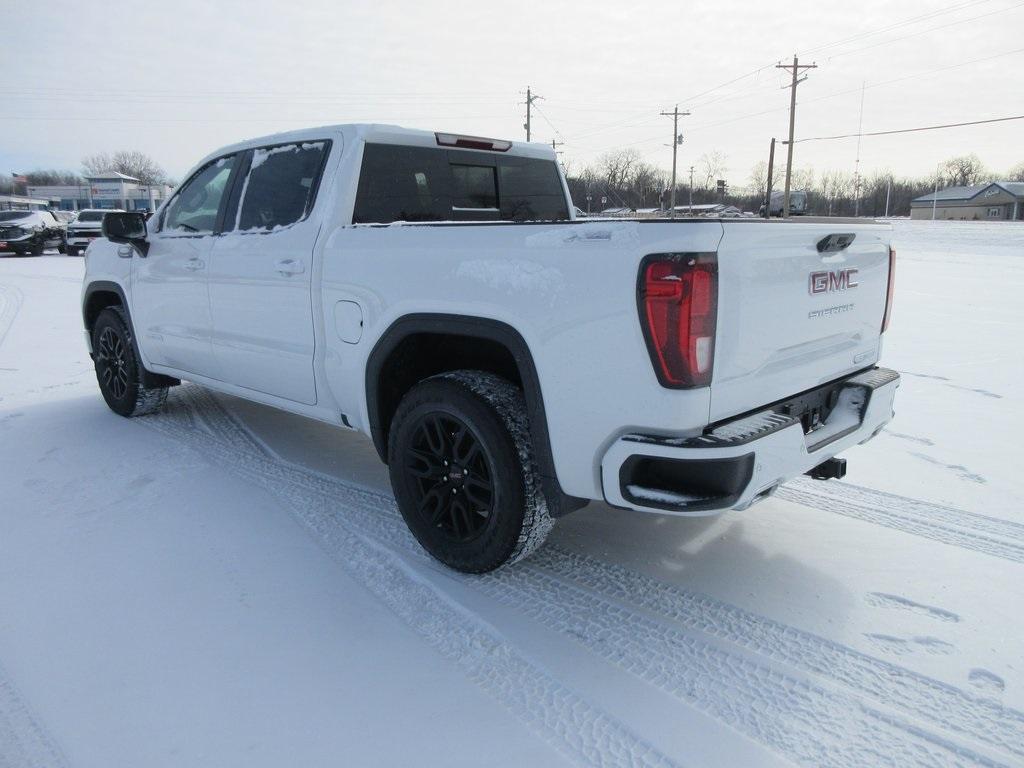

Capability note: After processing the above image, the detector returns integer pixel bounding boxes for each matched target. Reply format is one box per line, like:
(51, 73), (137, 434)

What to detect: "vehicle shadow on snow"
(216, 389), (857, 624)
(553, 501), (857, 615)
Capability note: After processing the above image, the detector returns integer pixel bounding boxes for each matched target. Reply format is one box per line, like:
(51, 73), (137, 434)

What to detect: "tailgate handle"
(817, 233), (855, 253)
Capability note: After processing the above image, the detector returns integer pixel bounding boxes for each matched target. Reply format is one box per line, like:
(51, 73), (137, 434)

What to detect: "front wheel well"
(83, 289), (124, 334)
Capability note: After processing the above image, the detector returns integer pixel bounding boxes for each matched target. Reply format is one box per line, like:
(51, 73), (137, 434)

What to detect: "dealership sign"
(91, 184), (123, 198)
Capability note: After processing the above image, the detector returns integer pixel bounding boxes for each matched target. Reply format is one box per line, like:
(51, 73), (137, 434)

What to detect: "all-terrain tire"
(92, 306), (168, 417)
(388, 370), (554, 573)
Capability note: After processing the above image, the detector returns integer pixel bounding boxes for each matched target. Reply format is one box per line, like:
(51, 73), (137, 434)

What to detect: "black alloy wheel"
(388, 371), (555, 573)
(404, 411), (496, 543)
(96, 325), (131, 401)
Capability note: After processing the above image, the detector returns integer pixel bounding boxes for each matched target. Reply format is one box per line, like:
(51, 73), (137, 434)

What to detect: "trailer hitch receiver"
(806, 457), (847, 481)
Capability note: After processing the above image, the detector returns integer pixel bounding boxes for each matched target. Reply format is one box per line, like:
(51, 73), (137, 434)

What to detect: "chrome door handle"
(184, 258), (205, 271)
(117, 245), (133, 259)
(275, 258), (305, 276)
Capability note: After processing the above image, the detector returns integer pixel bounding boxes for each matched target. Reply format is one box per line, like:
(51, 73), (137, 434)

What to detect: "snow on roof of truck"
(196, 124), (557, 170)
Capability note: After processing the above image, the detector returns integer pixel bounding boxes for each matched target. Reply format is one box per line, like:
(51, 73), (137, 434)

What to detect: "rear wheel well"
(374, 332), (522, 451)
(365, 314), (587, 518)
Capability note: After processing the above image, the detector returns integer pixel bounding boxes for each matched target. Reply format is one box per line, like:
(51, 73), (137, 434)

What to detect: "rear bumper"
(601, 367), (900, 515)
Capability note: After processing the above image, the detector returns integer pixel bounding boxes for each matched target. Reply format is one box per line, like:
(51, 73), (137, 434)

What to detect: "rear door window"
(232, 141), (328, 231)
(353, 144), (453, 223)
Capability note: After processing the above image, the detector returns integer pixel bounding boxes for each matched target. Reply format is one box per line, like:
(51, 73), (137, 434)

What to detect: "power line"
(789, 113), (1024, 143)
(798, 0), (996, 57)
(822, 1), (1024, 61)
(530, 102), (566, 146)
(582, 45), (1024, 151)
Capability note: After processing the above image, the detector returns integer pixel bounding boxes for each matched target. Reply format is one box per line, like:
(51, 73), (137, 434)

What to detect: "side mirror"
(102, 212), (149, 256)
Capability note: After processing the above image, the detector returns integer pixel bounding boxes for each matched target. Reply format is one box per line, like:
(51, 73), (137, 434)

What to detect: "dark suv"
(0, 210), (67, 255)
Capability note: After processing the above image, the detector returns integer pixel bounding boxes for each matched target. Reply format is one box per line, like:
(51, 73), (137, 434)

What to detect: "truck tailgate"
(710, 220), (892, 422)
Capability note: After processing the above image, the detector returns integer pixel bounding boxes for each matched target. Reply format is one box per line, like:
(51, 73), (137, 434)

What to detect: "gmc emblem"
(809, 269), (858, 294)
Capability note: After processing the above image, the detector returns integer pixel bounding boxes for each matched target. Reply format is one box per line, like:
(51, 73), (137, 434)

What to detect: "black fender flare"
(83, 280), (179, 389)
(365, 313), (585, 517)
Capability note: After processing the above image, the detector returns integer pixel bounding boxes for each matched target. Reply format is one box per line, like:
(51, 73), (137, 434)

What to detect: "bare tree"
(1006, 161), (1024, 182)
(747, 160), (768, 196)
(940, 154), (988, 187)
(698, 151), (727, 190)
(597, 149), (642, 191)
(818, 169), (853, 216)
(25, 170), (83, 185)
(82, 150), (168, 185)
(629, 161), (667, 208)
(790, 166), (816, 192)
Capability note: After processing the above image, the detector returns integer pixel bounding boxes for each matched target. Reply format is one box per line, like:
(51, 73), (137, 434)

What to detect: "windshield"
(76, 211), (107, 222)
(0, 211), (33, 222)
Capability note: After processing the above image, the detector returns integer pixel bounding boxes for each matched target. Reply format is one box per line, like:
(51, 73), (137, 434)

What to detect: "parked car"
(82, 124), (898, 572)
(66, 209), (124, 256)
(0, 210), (66, 255)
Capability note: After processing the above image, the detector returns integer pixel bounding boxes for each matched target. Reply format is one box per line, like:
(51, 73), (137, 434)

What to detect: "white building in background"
(26, 171), (174, 212)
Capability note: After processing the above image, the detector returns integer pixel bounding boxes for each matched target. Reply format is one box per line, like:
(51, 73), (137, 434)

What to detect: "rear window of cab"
(353, 143), (569, 224)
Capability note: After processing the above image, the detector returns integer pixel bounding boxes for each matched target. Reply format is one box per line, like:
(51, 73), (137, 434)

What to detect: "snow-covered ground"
(1, 220), (1022, 767)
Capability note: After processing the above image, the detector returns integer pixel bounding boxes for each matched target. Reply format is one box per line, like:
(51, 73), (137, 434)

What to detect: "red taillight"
(638, 254), (718, 388)
(882, 246), (895, 332)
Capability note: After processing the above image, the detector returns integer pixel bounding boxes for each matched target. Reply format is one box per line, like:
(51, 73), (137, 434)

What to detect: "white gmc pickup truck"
(82, 123), (899, 572)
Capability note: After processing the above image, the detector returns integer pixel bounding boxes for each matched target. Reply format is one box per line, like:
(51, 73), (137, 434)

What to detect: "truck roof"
(194, 123), (558, 173)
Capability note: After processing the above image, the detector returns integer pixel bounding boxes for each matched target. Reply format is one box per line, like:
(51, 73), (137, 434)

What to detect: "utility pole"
(764, 138), (776, 219)
(660, 105), (690, 217)
(521, 87), (543, 142)
(884, 176), (891, 218)
(853, 81), (866, 217)
(776, 55), (817, 217)
(688, 166), (695, 214)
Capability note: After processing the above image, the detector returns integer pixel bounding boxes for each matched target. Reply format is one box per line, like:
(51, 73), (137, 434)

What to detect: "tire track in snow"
(149, 387), (1020, 767)
(776, 482), (1024, 565)
(0, 661), (69, 768)
(0, 283), (25, 350)
(482, 565), (1008, 768)
(144, 390), (681, 768)
(194, 390), (1024, 761)
(789, 479), (1024, 545)
(533, 547), (1024, 762)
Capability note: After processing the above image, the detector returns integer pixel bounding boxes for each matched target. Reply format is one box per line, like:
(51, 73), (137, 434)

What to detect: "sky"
(1, 0), (1022, 189)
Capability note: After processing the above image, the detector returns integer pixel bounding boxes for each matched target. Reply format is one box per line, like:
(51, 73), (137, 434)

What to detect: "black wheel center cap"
(448, 466), (465, 485)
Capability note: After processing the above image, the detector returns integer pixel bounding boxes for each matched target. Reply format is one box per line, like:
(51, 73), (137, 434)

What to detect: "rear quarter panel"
(320, 220), (723, 499)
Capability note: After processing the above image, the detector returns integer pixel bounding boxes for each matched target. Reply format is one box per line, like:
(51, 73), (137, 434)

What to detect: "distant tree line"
(564, 149), (1024, 217)
(1, 150), (175, 196)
